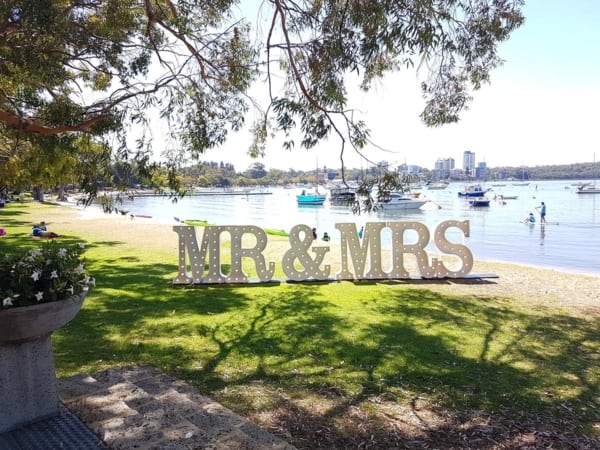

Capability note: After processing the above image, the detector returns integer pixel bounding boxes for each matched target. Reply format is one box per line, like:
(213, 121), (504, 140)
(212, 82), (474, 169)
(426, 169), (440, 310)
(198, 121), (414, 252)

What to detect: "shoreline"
(52, 199), (600, 279)
(8, 200), (599, 316)
(32, 201), (596, 313)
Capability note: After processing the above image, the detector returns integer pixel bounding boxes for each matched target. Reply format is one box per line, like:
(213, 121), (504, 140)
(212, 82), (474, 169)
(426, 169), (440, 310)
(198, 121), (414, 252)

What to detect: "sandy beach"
(15, 201), (600, 318)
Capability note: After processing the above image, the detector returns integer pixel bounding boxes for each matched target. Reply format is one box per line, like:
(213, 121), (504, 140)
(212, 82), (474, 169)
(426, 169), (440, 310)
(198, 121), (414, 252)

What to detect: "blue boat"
(458, 184), (489, 197)
(469, 196), (490, 207)
(296, 189), (326, 205)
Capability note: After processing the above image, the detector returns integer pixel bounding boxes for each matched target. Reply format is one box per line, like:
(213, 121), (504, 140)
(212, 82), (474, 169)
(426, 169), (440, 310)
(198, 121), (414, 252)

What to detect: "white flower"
(2, 242), (92, 309)
(78, 243), (85, 249)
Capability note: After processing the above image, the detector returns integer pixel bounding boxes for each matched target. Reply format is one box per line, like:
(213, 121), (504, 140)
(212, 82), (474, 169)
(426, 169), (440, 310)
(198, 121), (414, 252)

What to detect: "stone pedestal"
(0, 292), (86, 433)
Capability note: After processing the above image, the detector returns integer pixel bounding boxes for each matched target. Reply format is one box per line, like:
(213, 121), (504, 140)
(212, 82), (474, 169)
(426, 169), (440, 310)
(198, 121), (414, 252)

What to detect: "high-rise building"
(434, 158), (454, 179)
(463, 151), (476, 176)
(475, 162), (488, 180)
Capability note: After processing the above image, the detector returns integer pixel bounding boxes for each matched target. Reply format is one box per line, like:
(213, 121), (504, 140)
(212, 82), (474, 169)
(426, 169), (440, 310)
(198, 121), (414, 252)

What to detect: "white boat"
(376, 192), (428, 210)
(576, 154), (600, 194)
(427, 181), (449, 190)
(512, 165), (530, 186)
(328, 186), (356, 206)
(576, 183), (600, 194)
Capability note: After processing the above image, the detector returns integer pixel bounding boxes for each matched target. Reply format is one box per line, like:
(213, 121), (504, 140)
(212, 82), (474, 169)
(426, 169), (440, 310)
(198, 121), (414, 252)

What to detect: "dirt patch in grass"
(225, 387), (599, 449)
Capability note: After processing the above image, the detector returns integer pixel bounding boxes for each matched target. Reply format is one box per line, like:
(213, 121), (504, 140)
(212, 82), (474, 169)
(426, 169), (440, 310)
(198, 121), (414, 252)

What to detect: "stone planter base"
(0, 292), (86, 433)
(0, 335), (59, 432)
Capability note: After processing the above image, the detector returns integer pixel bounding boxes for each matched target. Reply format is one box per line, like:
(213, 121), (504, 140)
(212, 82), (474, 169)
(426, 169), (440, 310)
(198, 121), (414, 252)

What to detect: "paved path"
(56, 365), (296, 449)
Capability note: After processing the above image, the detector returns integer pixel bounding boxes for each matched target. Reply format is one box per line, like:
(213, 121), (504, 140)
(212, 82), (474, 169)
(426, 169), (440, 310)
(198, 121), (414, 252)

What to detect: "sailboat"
(297, 161), (327, 205)
(512, 164), (530, 186)
(576, 153), (600, 194)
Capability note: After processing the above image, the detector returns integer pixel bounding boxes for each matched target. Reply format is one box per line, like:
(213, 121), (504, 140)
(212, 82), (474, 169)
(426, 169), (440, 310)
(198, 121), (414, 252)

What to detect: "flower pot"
(0, 291), (87, 433)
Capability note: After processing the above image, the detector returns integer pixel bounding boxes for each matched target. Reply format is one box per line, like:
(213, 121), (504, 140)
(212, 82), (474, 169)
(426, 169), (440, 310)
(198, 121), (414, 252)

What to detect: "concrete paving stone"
(91, 416), (165, 448)
(133, 420), (202, 450)
(134, 373), (181, 396)
(69, 399), (139, 424)
(54, 365), (297, 450)
(62, 383), (144, 408)
(58, 373), (105, 400)
(92, 366), (159, 386)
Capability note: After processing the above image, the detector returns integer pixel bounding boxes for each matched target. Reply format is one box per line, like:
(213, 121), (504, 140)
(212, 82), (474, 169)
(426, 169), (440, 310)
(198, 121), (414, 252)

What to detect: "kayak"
(264, 228), (290, 237)
(183, 219), (213, 226)
(179, 217), (288, 236)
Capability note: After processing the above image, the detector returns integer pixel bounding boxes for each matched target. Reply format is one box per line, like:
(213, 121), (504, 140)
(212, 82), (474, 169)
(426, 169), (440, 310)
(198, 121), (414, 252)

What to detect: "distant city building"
(434, 158), (455, 179)
(397, 164), (420, 175)
(475, 162), (488, 180)
(463, 150), (476, 177)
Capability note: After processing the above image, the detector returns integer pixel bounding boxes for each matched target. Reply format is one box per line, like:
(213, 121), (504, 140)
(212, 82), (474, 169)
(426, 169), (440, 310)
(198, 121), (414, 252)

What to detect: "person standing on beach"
(536, 201), (546, 224)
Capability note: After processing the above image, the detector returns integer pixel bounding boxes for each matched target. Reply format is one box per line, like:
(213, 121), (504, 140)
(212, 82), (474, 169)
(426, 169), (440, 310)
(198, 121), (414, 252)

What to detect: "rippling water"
(106, 180), (600, 276)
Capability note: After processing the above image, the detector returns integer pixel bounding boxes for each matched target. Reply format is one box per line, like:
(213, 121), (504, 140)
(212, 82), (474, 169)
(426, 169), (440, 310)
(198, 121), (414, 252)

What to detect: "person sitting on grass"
(32, 223), (60, 238)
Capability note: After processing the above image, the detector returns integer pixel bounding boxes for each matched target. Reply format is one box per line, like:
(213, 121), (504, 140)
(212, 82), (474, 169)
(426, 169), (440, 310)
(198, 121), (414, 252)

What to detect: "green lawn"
(1, 201), (598, 446)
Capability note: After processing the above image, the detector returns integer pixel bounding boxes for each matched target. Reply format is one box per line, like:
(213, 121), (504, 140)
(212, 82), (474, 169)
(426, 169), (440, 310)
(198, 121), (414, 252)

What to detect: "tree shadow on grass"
(187, 288), (598, 446)
(53, 256), (600, 448)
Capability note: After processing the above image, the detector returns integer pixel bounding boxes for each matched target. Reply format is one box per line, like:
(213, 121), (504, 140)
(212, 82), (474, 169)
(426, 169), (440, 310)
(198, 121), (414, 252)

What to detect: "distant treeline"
(172, 160), (598, 187)
(176, 160), (598, 186)
(490, 162), (599, 181)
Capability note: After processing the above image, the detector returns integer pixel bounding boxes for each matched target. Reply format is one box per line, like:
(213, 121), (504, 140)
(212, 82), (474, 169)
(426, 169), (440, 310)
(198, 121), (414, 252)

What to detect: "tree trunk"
(57, 185), (67, 201)
(33, 185), (45, 202)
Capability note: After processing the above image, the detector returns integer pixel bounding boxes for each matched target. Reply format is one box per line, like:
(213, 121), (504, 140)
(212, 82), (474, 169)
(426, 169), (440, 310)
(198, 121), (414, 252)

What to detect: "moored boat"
(458, 184), (489, 197)
(297, 189), (327, 205)
(329, 186), (356, 206)
(575, 183), (600, 194)
(469, 197), (490, 207)
(427, 181), (449, 190)
(376, 192), (428, 210)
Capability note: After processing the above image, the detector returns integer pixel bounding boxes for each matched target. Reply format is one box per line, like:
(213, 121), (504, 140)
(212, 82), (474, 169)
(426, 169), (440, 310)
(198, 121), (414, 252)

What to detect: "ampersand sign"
(282, 224), (331, 281)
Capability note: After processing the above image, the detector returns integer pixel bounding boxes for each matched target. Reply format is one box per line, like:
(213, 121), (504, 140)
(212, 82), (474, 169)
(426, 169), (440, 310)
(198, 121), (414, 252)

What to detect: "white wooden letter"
(432, 220), (473, 277)
(387, 222), (436, 278)
(172, 225), (211, 284)
(226, 225), (275, 283)
(335, 222), (387, 280)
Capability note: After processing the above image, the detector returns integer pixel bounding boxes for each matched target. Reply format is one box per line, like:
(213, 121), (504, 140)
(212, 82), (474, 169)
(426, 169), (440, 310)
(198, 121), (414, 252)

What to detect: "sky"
(200, 1), (600, 172)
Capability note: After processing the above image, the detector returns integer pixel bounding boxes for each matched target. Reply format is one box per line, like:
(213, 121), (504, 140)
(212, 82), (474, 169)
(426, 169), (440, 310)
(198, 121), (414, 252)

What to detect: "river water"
(98, 180), (600, 276)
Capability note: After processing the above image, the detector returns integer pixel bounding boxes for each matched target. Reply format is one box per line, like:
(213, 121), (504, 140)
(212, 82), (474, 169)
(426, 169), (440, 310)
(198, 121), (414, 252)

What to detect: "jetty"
(122, 188), (273, 198)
